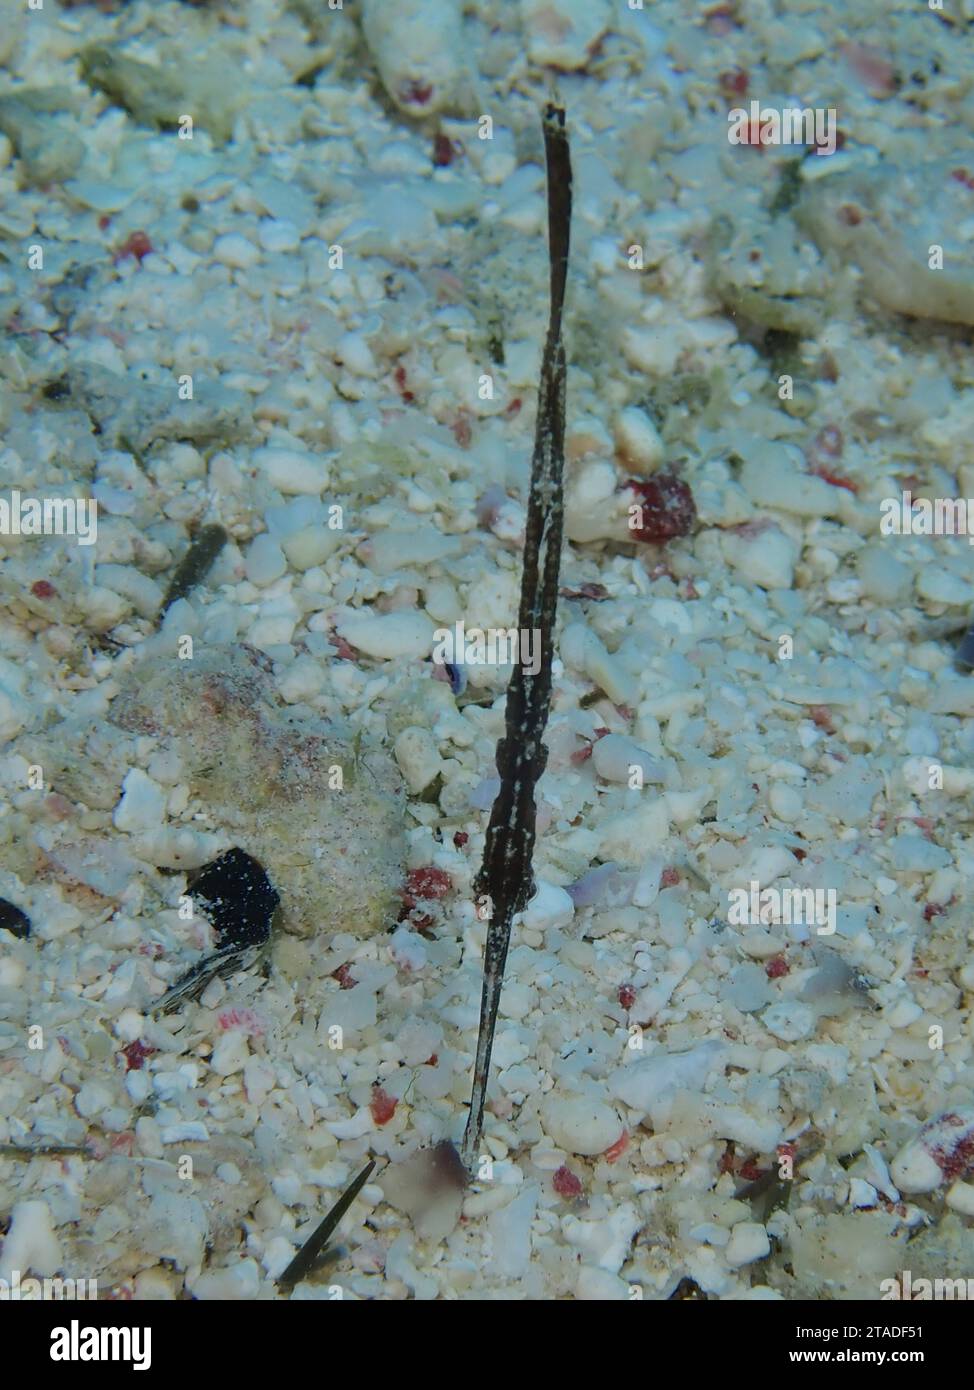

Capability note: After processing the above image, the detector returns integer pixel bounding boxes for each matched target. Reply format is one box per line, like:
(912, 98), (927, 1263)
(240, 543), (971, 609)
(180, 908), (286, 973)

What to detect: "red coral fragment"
(400, 81), (433, 107)
(603, 1130), (630, 1164)
(719, 68), (748, 98)
(114, 230), (153, 264)
(31, 580), (56, 599)
(809, 704), (834, 732)
(393, 363), (415, 404)
(432, 133), (456, 167)
(928, 1116), (974, 1183)
(328, 631), (358, 661)
(765, 955), (789, 979)
(811, 467), (858, 493)
(618, 984), (637, 1010)
(332, 963), (357, 989)
(452, 410), (472, 448)
(403, 867), (452, 909)
(370, 1085), (398, 1126)
(553, 1164), (583, 1198)
(840, 41), (898, 97)
(559, 582), (609, 601)
(625, 474), (697, 543)
(121, 1040), (155, 1072)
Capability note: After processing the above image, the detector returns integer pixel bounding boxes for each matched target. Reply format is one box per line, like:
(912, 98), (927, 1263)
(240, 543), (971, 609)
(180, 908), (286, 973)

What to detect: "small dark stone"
(188, 847), (279, 950)
(956, 619), (974, 671)
(41, 377), (71, 402)
(158, 523), (227, 623)
(0, 898), (31, 939)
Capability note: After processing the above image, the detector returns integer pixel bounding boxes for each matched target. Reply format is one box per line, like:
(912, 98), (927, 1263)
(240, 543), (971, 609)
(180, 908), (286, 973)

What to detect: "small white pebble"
(210, 1030), (250, 1077)
(916, 567), (973, 606)
(521, 878), (575, 931)
(945, 1181), (974, 1217)
(723, 527), (798, 591)
(188, 1259), (261, 1300)
(244, 534), (287, 587)
(615, 405), (664, 472)
(848, 1178), (879, 1208)
(761, 1002), (815, 1042)
(540, 1093), (622, 1156)
(769, 782), (803, 822)
(113, 768), (167, 834)
(335, 331), (377, 377)
(258, 218), (299, 253)
(160, 1121), (210, 1143)
(725, 1221), (770, 1268)
(592, 733), (663, 785)
(252, 446), (327, 496)
(394, 726), (443, 794)
(213, 232), (260, 269)
(0, 956), (26, 988)
(857, 547), (911, 603)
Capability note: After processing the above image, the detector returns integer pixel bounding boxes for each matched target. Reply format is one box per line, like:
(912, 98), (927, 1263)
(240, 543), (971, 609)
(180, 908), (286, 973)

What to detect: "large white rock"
(610, 1041), (725, 1118)
(540, 1093), (623, 1155)
(0, 1200), (62, 1279)
(336, 610), (435, 660)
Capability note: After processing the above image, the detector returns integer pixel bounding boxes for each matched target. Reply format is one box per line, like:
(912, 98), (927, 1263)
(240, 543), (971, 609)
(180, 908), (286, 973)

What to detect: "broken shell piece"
(521, 0), (612, 72)
(889, 1109), (974, 1194)
(361, 0), (466, 116)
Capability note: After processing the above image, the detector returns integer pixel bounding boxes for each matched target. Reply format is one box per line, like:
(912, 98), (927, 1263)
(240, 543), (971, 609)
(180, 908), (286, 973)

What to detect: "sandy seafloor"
(1, 0), (974, 1301)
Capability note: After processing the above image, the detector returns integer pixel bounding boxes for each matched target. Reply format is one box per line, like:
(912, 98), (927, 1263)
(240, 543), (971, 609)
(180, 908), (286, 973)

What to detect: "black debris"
(158, 523), (228, 624)
(151, 848), (279, 1015)
(956, 617), (974, 670)
(0, 898), (31, 939)
(188, 846), (279, 951)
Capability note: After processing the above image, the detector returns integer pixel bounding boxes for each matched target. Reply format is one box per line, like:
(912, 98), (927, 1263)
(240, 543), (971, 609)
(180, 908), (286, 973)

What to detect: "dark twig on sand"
(277, 1158), (376, 1290)
(460, 105), (572, 1172)
(158, 522), (227, 625)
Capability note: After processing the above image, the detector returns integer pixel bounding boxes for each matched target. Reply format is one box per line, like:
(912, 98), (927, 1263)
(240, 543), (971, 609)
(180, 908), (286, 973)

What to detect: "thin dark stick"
(158, 523), (227, 625)
(277, 1158), (376, 1290)
(460, 105), (572, 1171)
